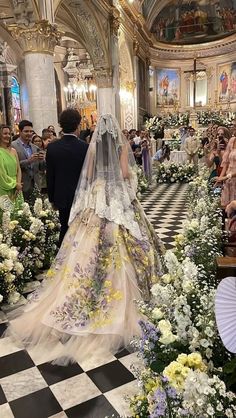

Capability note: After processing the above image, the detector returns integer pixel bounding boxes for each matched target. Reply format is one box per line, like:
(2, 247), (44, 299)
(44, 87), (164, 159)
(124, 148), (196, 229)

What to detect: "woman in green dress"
(0, 125), (22, 202)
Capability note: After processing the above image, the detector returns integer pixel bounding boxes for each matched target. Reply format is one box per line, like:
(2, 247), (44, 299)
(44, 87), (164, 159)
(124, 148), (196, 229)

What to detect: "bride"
(7, 114), (164, 365)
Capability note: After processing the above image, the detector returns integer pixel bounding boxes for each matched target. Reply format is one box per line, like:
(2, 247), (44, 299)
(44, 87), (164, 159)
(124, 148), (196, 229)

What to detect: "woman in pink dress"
(216, 136), (236, 208)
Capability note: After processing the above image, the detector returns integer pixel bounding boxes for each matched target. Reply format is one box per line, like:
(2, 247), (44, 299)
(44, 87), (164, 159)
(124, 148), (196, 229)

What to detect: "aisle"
(0, 184), (188, 418)
(141, 182), (188, 249)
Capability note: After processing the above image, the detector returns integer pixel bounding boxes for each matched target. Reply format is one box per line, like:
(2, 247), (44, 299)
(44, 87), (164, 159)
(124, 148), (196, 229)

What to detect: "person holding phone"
(11, 120), (45, 201)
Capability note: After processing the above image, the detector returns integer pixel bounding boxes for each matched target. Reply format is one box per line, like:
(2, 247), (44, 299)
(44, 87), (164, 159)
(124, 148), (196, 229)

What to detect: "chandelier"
(63, 48), (97, 108)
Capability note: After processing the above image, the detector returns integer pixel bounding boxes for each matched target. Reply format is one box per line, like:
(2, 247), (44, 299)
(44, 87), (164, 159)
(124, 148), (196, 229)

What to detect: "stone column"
(93, 6), (121, 120)
(94, 68), (115, 115)
(110, 6), (121, 123)
(133, 36), (140, 129)
(8, 20), (62, 134)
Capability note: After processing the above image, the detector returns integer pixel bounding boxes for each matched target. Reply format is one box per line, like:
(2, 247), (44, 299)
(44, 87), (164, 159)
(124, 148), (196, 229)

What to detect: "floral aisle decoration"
(0, 198), (59, 304)
(197, 110), (236, 127)
(145, 113), (190, 134)
(129, 170), (236, 418)
(156, 163), (196, 183)
(137, 167), (149, 195)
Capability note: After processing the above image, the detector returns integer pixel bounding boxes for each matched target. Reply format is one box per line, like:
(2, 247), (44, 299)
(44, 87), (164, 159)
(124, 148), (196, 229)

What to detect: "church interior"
(0, 1), (236, 417)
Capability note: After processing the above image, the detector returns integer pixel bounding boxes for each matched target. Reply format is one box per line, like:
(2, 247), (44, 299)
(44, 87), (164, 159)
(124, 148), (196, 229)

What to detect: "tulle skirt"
(6, 200), (164, 365)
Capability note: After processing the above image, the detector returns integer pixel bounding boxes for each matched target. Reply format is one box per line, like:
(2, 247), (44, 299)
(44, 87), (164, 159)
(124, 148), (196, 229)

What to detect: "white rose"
(8, 291), (20, 305)
(0, 294), (3, 303)
(159, 331), (177, 345)
(2, 259), (14, 271)
(152, 308), (164, 320)
(158, 319), (172, 333)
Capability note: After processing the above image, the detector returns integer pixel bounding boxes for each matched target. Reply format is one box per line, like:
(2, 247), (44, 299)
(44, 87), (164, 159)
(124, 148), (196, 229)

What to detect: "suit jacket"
(184, 136), (200, 156)
(46, 134), (88, 210)
(11, 138), (44, 192)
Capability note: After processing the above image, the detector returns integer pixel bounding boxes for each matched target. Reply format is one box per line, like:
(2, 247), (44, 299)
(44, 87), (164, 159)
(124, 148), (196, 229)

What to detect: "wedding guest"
(141, 138), (152, 182)
(216, 136), (236, 208)
(184, 127), (200, 166)
(153, 142), (170, 165)
(32, 134), (43, 149)
(12, 120), (45, 201)
(0, 125), (22, 201)
(42, 128), (54, 141)
(206, 140), (222, 180)
(47, 125), (57, 138)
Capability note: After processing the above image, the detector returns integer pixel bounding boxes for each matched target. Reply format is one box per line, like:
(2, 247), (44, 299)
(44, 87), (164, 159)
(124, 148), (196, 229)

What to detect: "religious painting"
(138, 57), (147, 110)
(151, 0), (236, 45)
(156, 68), (180, 106)
(218, 62), (236, 102)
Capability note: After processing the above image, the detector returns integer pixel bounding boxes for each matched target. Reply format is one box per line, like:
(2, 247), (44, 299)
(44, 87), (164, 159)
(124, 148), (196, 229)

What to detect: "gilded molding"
(8, 20), (62, 55)
(133, 36), (140, 56)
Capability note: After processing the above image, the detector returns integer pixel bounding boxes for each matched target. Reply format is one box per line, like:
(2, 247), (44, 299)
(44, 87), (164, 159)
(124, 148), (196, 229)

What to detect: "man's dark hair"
(18, 120), (33, 132)
(59, 109), (81, 133)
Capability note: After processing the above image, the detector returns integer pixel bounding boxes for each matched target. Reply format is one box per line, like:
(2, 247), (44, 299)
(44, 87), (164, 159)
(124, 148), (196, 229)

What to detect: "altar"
(169, 150), (188, 164)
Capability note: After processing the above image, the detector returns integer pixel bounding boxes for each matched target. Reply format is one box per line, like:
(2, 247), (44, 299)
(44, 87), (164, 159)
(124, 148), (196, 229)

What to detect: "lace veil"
(69, 114), (143, 239)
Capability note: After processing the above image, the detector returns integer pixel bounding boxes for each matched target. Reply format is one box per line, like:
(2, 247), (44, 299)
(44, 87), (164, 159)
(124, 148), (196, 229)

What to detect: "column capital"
(8, 20), (63, 55)
(110, 6), (121, 37)
(93, 68), (113, 88)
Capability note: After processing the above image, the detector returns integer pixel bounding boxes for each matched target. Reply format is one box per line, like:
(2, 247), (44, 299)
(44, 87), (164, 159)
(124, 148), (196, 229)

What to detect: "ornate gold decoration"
(8, 20), (62, 55)
(133, 36), (140, 55)
(120, 81), (136, 93)
(93, 68), (113, 88)
(110, 6), (121, 37)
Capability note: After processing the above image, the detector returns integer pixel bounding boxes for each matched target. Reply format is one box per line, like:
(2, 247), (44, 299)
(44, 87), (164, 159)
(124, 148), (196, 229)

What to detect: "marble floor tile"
(118, 352), (144, 374)
(0, 337), (23, 357)
(0, 367), (47, 402)
(104, 380), (138, 417)
(48, 412), (68, 418)
(0, 403), (14, 418)
(50, 373), (101, 410)
(79, 351), (117, 372)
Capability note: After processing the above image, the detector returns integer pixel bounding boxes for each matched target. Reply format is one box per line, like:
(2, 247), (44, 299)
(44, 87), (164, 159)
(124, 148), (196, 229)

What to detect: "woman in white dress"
(6, 114), (164, 365)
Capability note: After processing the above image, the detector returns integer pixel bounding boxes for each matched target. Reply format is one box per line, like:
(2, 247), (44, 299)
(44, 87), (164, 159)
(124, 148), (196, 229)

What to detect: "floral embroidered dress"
(8, 115), (164, 365)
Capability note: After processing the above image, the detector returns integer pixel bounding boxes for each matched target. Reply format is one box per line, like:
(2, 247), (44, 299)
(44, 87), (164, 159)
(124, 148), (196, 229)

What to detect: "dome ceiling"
(149, 0), (236, 45)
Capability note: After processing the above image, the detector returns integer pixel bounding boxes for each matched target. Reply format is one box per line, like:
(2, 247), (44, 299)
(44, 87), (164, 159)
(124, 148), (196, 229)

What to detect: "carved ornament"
(93, 68), (113, 88)
(8, 20), (62, 55)
(110, 7), (121, 37)
(133, 36), (140, 55)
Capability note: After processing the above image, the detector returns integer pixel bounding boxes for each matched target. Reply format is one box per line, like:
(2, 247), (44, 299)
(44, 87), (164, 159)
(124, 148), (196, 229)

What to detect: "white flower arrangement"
(145, 112), (190, 133)
(197, 110), (236, 127)
(0, 197), (59, 304)
(130, 170), (236, 417)
(156, 163), (196, 183)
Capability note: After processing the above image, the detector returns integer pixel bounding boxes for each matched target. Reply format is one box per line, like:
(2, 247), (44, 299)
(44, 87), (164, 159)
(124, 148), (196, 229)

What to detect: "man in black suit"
(46, 109), (88, 246)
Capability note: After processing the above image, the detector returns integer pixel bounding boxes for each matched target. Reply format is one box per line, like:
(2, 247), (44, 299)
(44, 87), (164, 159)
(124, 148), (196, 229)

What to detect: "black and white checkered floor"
(0, 183), (188, 418)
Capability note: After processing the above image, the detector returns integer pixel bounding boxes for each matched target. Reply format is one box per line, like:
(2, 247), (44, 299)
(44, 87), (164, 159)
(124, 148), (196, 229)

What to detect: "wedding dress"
(7, 114), (164, 365)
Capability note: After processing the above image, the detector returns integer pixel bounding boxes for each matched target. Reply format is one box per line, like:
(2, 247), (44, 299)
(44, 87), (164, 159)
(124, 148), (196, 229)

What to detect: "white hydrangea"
(33, 198), (43, 216)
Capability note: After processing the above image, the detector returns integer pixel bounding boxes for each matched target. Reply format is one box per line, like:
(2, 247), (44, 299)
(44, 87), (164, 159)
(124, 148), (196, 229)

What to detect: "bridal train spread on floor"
(6, 114), (164, 365)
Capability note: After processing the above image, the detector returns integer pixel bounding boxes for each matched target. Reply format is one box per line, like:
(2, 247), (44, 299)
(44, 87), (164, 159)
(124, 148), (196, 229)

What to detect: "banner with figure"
(156, 68), (180, 107)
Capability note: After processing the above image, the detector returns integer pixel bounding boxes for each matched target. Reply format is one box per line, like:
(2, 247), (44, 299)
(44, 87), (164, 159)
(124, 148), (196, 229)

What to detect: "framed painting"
(218, 62), (236, 102)
(156, 68), (180, 106)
